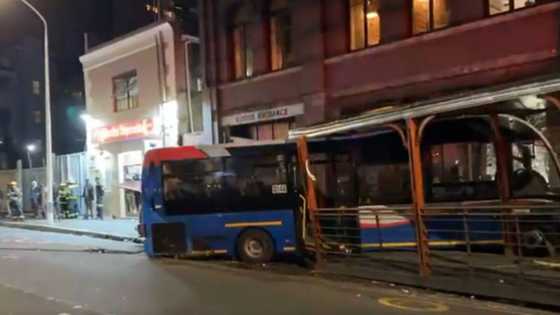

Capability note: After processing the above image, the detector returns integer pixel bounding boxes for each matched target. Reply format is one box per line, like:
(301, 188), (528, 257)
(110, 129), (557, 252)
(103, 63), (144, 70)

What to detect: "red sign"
(93, 119), (155, 144)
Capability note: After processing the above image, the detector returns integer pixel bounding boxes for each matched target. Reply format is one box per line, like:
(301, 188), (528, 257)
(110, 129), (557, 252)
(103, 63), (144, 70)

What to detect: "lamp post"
(26, 144), (35, 169)
(19, 0), (54, 224)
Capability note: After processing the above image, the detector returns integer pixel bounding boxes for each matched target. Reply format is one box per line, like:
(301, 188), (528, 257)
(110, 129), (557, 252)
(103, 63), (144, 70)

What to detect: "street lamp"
(18, 0), (54, 224)
(26, 144), (35, 169)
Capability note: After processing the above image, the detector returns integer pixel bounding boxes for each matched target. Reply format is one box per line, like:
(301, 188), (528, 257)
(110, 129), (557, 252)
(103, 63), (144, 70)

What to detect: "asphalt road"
(0, 227), (553, 315)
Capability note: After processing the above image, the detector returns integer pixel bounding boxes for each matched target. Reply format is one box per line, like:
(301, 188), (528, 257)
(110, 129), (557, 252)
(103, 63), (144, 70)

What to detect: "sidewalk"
(0, 218), (143, 243)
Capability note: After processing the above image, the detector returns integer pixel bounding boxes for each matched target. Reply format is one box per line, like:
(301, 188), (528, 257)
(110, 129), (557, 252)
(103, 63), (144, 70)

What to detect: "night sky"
(0, 0), (198, 156)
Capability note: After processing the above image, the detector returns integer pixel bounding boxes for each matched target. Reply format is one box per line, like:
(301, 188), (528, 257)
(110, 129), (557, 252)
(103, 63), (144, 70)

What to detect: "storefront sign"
(222, 103), (304, 127)
(93, 119), (155, 144)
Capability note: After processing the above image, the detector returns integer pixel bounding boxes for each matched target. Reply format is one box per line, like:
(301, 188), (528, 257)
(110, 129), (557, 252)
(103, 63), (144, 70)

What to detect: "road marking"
(378, 297), (449, 312)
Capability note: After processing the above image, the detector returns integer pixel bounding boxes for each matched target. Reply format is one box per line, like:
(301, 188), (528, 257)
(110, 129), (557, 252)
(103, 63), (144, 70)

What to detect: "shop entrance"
(117, 150), (143, 218)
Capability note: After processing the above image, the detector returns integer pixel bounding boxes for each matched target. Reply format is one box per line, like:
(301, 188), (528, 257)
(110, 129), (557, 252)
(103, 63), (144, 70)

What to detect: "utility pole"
(19, 0), (54, 224)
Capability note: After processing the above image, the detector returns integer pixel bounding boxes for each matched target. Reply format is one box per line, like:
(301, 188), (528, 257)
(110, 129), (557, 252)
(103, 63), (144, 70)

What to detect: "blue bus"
(141, 143), (301, 263)
(141, 116), (560, 262)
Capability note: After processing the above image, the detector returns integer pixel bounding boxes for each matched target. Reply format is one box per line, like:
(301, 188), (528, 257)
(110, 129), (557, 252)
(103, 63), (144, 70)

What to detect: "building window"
(349, 0), (381, 51)
(32, 81), (41, 95)
(232, 25), (254, 79)
(488, 0), (536, 15)
(32, 110), (41, 124)
(113, 71), (139, 112)
(412, 0), (449, 35)
(270, 0), (293, 71)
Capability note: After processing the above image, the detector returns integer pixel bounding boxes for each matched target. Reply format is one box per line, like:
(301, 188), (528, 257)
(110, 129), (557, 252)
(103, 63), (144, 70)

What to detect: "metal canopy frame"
(289, 76), (560, 139)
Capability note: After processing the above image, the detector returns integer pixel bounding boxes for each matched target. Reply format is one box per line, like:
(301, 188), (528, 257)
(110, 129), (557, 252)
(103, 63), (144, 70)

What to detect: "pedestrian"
(7, 181), (23, 220)
(30, 180), (43, 218)
(95, 177), (105, 220)
(82, 179), (95, 219)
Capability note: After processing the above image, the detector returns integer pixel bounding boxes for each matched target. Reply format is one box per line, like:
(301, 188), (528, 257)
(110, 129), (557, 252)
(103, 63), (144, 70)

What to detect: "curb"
(0, 221), (144, 244)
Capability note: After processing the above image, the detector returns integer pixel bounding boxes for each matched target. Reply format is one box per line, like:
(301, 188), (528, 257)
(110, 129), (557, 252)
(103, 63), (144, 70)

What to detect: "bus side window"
(226, 153), (292, 211)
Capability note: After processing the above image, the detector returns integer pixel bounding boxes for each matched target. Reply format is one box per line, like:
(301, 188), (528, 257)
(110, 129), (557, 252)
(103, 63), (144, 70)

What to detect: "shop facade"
(80, 22), (212, 218)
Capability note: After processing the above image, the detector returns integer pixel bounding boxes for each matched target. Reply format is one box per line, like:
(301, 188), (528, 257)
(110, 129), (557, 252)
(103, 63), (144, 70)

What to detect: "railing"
(308, 202), (560, 292)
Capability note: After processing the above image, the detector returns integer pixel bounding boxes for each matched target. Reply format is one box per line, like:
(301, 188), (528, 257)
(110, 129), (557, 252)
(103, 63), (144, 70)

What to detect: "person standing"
(95, 177), (105, 220)
(7, 181), (23, 220)
(82, 179), (95, 219)
(30, 180), (43, 218)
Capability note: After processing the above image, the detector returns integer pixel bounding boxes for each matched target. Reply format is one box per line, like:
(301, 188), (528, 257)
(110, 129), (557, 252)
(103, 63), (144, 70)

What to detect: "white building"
(79, 22), (213, 218)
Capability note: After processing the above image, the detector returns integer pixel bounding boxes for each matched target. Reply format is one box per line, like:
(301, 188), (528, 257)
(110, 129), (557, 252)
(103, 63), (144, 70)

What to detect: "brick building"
(199, 0), (560, 142)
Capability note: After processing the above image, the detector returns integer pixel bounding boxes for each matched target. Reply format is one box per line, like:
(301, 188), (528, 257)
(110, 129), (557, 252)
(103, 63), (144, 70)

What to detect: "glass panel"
(233, 27), (245, 79)
(128, 76), (139, 109)
(489, 0), (510, 15)
(163, 159), (229, 213)
(349, 0), (366, 50)
(273, 121), (290, 139)
(366, 0), (380, 46)
(413, 0), (430, 34)
(114, 77), (129, 111)
(429, 143), (498, 202)
(257, 123), (274, 141)
(512, 141), (560, 198)
(245, 44), (254, 77)
(433, 0), (449, 29)
(249, 125), (258, 140)
(514, 0), (535, 9)
(271, 14), (292, 70)
(225, 153), (292, 211)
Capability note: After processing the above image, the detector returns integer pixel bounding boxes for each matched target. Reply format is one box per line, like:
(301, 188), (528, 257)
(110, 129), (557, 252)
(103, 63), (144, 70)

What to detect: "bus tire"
(237, 229), (274, 264)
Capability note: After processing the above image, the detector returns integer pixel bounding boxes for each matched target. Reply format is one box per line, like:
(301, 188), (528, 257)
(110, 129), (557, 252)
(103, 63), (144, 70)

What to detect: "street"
(0, 227), (552, 315)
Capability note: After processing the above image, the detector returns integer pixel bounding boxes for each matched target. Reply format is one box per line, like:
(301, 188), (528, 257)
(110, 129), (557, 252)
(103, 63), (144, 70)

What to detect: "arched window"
(269, 0), (293, 70)
(349, 0), (381, 51)
(231, 1), (255, 79)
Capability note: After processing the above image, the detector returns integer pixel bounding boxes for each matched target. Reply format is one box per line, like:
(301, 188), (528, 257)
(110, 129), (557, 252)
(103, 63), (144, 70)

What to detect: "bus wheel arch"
(236, 228), (276, 264)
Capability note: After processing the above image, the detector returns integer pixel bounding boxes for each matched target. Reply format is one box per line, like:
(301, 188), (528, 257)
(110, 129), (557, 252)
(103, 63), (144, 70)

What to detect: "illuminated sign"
(221, 103), (304, 127)
(93, 119), (155, 144)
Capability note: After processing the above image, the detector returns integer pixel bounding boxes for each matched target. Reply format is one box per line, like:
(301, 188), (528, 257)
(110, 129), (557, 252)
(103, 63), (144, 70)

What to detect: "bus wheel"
(237, 229), (274, 264)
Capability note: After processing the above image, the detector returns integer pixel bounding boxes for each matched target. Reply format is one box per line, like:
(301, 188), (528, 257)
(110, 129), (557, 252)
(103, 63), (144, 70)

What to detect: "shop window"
(113, 71), (139, 112)
(230, 120), (295, 142)
(349, 0), (381, 51)
(412, 0), (449, 35)
(428, 142), (498, 202)
(270, 0), (293, 71)
(488, 0), (536, 15)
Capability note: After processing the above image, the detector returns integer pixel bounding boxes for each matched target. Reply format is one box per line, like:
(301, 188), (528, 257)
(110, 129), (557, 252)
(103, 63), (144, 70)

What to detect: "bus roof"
(143, 140), (293, 166)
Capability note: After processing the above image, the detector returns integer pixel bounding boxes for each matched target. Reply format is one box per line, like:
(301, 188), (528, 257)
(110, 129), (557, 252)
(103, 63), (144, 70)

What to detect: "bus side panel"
(143, 209), (298, 257)
(186, 209), (298, 256)
(359, 218), (504, 253)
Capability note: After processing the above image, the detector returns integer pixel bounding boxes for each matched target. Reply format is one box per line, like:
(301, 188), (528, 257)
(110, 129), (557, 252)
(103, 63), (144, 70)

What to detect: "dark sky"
(0, 0), (197, 155)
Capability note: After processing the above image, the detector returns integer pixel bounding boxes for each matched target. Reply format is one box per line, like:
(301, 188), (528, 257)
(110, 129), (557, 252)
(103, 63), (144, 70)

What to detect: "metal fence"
(308, 204), (560, 306)
(0, 152), (88, 217)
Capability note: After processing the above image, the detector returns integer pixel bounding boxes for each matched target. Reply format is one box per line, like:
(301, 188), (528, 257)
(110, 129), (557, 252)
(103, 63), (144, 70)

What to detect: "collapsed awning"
(289, 75), (560, 139)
